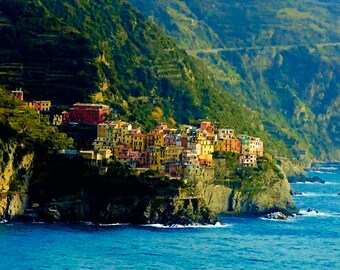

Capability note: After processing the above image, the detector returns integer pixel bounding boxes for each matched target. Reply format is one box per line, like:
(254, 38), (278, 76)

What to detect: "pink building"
(11, 90), (24, 101)
(63, 103), (110, 125)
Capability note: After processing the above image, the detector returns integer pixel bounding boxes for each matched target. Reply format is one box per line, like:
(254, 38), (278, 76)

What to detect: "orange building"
(221, 138), (242, 153)
(200, 121), (215, 134)
(23, 100), (51, 112)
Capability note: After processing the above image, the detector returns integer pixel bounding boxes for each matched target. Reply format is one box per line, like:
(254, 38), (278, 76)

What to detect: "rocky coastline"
(0, 143), (298, 225)
(287, 175), (325, 184)
(16, 195), (218, 225)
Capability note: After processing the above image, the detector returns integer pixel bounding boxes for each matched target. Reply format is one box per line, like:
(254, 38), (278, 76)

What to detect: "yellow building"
(97, 123), (109, 138)
(147, 146), (165, 171)
(154, 133), (165, 147)
(113, 145), (123, 158)
(92, 137), (108, 151)
(98, 149), (112, 160)
(121, 123), (132, 137)
(79, 150), (102, 166)
(249, 137), (264, 157)
(132, 133), (146, 152)
(36, 101), (51, 112)
(23, 100), (51, 112)
(198, 153), (214, 167)
(196, 140), (214, 155)
(123, 132), (134, 148)
(165, 145), (183, 163)
(23, 101), (35, 109)
(95, 121), (119, 150)
(112, 121), (132, 146)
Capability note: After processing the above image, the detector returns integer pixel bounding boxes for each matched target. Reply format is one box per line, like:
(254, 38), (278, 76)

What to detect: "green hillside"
(0, 0), (291, 156)
(0, 87), (72, 168)
(130, 0), (340, 161)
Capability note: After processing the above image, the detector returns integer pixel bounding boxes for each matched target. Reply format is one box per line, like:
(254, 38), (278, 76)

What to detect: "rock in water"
(290, 189), (303, 196)
(263, 211), (288, 220)
(41, 207), (61, 223)
(307, 208), (318, 213)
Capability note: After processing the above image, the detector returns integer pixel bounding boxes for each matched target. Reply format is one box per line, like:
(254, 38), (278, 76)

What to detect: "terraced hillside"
(130, 0), (340, 161)
(0, 0), (291, 156)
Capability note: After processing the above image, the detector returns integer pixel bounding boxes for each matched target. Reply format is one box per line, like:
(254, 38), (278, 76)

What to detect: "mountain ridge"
(129, 0), (340, 161)
(0, 0), (291, 156)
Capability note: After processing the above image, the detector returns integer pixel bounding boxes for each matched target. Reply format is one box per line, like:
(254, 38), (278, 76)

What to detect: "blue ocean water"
(1, 165), (339, 269)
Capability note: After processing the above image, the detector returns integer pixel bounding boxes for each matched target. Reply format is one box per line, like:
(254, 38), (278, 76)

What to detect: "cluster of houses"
(10, 89), (63, 125)
(85, 119), (263, 175)
(10, 90), (265, 179)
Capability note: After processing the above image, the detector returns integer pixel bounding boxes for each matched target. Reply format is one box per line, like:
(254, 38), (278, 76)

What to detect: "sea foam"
(298, 209), (339, 217)
(141, 222), (231, 229)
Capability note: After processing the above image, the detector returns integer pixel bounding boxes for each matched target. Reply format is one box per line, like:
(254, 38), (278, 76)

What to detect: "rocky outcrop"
(263, 211), (288, 220)
(0, 141), (34, 219)
(24, 194), (218, 225)
(0, 141), (297, 223)
(238, 175), (297, 215)
(288, 175), (325, 183)
(199, 177), (297, 216)
(196, 159), (297, 216)
(277, 158), (306, 177)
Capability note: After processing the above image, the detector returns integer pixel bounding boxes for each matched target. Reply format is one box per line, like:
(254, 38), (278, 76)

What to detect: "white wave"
(324, 181), (340, 185)
(298, 192), (338, 197)
(98, 223), (129, 227)
(304, 181), (324, 184)
(308, 170), (337, 175)
(294, 181), (325, 184)
(142, 222), (231, 229)
(0, 219), (8, 224)
(298, 209), (339, 217)
(259, 217), (295, 222)
(316, 166), (338, 171)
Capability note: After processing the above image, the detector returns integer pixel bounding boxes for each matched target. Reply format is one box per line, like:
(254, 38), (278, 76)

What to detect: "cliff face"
(199, 180), (296, 216)
(38, 194), (218, 225)
(0, 146), (297, 223)
(196, 159), (297, 215)
(0, 141), (34, 220)
(235, 174), (296, 215)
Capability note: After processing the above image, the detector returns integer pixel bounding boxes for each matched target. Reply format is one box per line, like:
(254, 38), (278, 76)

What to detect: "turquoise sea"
(1, 164), (339, 269)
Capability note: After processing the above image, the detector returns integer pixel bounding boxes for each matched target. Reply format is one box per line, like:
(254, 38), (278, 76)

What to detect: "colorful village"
(10, 89), (264, 179)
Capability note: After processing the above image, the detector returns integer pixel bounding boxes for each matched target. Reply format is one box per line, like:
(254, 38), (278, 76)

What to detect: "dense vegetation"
(0, 88), (72, 195)
(130, 0), (340, 161)
(0, 88), (72, 160)
(0, 0), (290, 156)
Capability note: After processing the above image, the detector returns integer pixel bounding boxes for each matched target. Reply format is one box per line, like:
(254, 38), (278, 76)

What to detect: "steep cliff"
(36, 193), (217, 225)
(196, 158), (297, 216)
(0, 146), (296, 223)
(0, 141), (34, 220)
(24, 156), (218, 225)
(0, 88), (72, 220)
